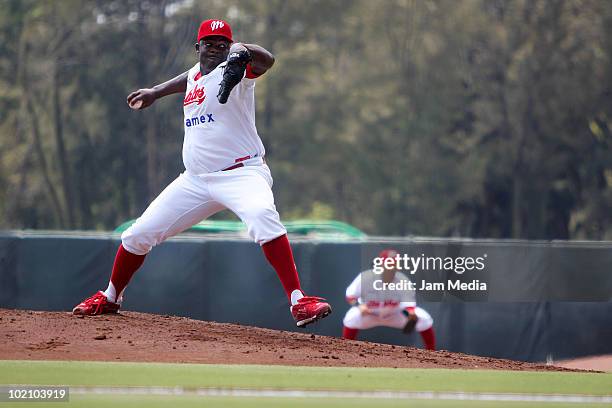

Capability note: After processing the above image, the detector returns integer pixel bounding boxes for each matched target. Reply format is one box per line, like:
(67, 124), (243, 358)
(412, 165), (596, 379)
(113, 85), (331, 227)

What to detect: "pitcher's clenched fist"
(127, 89), (156, 110)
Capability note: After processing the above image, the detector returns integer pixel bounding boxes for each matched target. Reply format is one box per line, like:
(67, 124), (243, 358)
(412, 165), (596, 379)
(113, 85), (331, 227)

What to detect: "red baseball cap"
(378, 249), (398, 260)
(197, 19), (233, 42)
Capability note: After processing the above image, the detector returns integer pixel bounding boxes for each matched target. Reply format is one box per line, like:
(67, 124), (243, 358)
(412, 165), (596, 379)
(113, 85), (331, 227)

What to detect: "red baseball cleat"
(291, 296), (332, 327)
(72, 291), (120, 316)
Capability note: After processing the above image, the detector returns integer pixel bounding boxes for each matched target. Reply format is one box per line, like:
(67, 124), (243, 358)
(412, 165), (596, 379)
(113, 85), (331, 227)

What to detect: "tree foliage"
(1, 0), (611, 239)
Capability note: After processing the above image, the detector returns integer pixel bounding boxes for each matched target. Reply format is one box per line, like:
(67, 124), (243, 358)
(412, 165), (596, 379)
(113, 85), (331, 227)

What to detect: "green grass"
(8, 395), (612, 408)
(1, 360), (611, 408)
(2, 360), (611, 395)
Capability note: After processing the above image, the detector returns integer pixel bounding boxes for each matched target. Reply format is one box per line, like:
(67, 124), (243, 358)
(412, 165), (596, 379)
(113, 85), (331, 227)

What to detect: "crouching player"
(341, 249), (436, 350)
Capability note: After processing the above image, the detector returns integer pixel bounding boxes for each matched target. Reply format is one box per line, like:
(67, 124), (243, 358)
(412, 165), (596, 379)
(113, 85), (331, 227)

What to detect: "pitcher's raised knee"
(121, 226), (157, 255)
(242, 206), (287, 245)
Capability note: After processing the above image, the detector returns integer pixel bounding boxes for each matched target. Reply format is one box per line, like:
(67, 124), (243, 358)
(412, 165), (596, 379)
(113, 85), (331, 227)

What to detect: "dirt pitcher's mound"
(0, 308), (570, 371)
(557, 355), (612, 372)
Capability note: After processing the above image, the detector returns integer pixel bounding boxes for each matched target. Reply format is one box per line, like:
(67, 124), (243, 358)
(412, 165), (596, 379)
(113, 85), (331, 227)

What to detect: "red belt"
(221, 155), (265, 172)
(222, 162), (244, 171)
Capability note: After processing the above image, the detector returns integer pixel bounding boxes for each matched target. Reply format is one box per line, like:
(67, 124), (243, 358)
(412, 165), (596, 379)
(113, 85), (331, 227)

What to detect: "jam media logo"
(184, 83), (206, 106)
(210, 20), (224, 31)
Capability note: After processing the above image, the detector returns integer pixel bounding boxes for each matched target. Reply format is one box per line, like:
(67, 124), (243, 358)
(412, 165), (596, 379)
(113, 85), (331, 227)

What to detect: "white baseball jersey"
(345, 269), (416, 316)
(182, 62), (265, 174)
(343, 269), (433, 332)
(121, 60), (287, 254)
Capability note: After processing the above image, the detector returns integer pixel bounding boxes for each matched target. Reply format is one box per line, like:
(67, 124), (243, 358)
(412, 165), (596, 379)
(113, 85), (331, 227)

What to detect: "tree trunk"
(18, 33), (65, 227)
(52, 62), (76, 228)
(143, 1), (167, 201)
(262, 1), (286, 138)
(25, 95), (65, 228)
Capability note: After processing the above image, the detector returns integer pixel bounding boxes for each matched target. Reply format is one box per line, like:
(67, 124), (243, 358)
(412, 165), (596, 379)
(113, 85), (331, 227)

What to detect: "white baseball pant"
(343, 304), (434, 332)
(121, 164), (287, 255)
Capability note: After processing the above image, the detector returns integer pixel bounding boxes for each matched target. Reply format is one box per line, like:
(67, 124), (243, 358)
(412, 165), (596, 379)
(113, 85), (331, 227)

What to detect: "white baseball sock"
(103, 282), (117, 303)
(290, 289), (304, 306)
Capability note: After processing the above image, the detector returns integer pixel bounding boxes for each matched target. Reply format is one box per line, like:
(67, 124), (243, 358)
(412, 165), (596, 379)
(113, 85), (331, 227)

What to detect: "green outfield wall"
(1, 231), (611, 362)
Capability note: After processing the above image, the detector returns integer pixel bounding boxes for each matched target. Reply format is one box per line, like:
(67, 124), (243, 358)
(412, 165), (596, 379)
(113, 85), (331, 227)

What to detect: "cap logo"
(210, 20), (224, 31)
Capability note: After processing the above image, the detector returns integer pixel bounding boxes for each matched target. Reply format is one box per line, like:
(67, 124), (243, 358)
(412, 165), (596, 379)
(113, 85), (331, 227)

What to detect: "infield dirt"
(0, 308), (576, 371)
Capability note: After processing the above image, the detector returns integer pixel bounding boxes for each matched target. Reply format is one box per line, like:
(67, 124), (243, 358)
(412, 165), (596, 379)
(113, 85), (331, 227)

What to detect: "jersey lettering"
(182, 62), (265, 173)
(185, 114), (215, 127)
(184, 83), (206, 106)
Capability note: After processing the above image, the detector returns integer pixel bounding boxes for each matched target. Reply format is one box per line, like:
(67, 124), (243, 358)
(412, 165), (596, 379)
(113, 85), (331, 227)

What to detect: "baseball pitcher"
(73, 19), (332, 327)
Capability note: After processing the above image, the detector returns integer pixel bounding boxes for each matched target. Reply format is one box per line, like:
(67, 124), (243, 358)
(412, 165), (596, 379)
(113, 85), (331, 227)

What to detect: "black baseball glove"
(217, 49), (252, 104)
(402, 308), (418, 334)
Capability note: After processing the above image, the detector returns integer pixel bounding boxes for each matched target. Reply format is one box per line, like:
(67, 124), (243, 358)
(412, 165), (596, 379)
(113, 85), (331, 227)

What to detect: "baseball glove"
(217, 49), (252, 104)
(402, 309), (418, 334)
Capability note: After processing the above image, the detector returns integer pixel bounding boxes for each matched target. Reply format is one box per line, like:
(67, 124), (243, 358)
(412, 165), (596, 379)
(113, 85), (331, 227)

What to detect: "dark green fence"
(1, 231), (611, 362)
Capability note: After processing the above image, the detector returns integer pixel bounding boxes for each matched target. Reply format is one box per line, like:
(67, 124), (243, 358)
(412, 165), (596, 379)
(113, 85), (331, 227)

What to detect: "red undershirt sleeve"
(245, 63), (261, 79)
